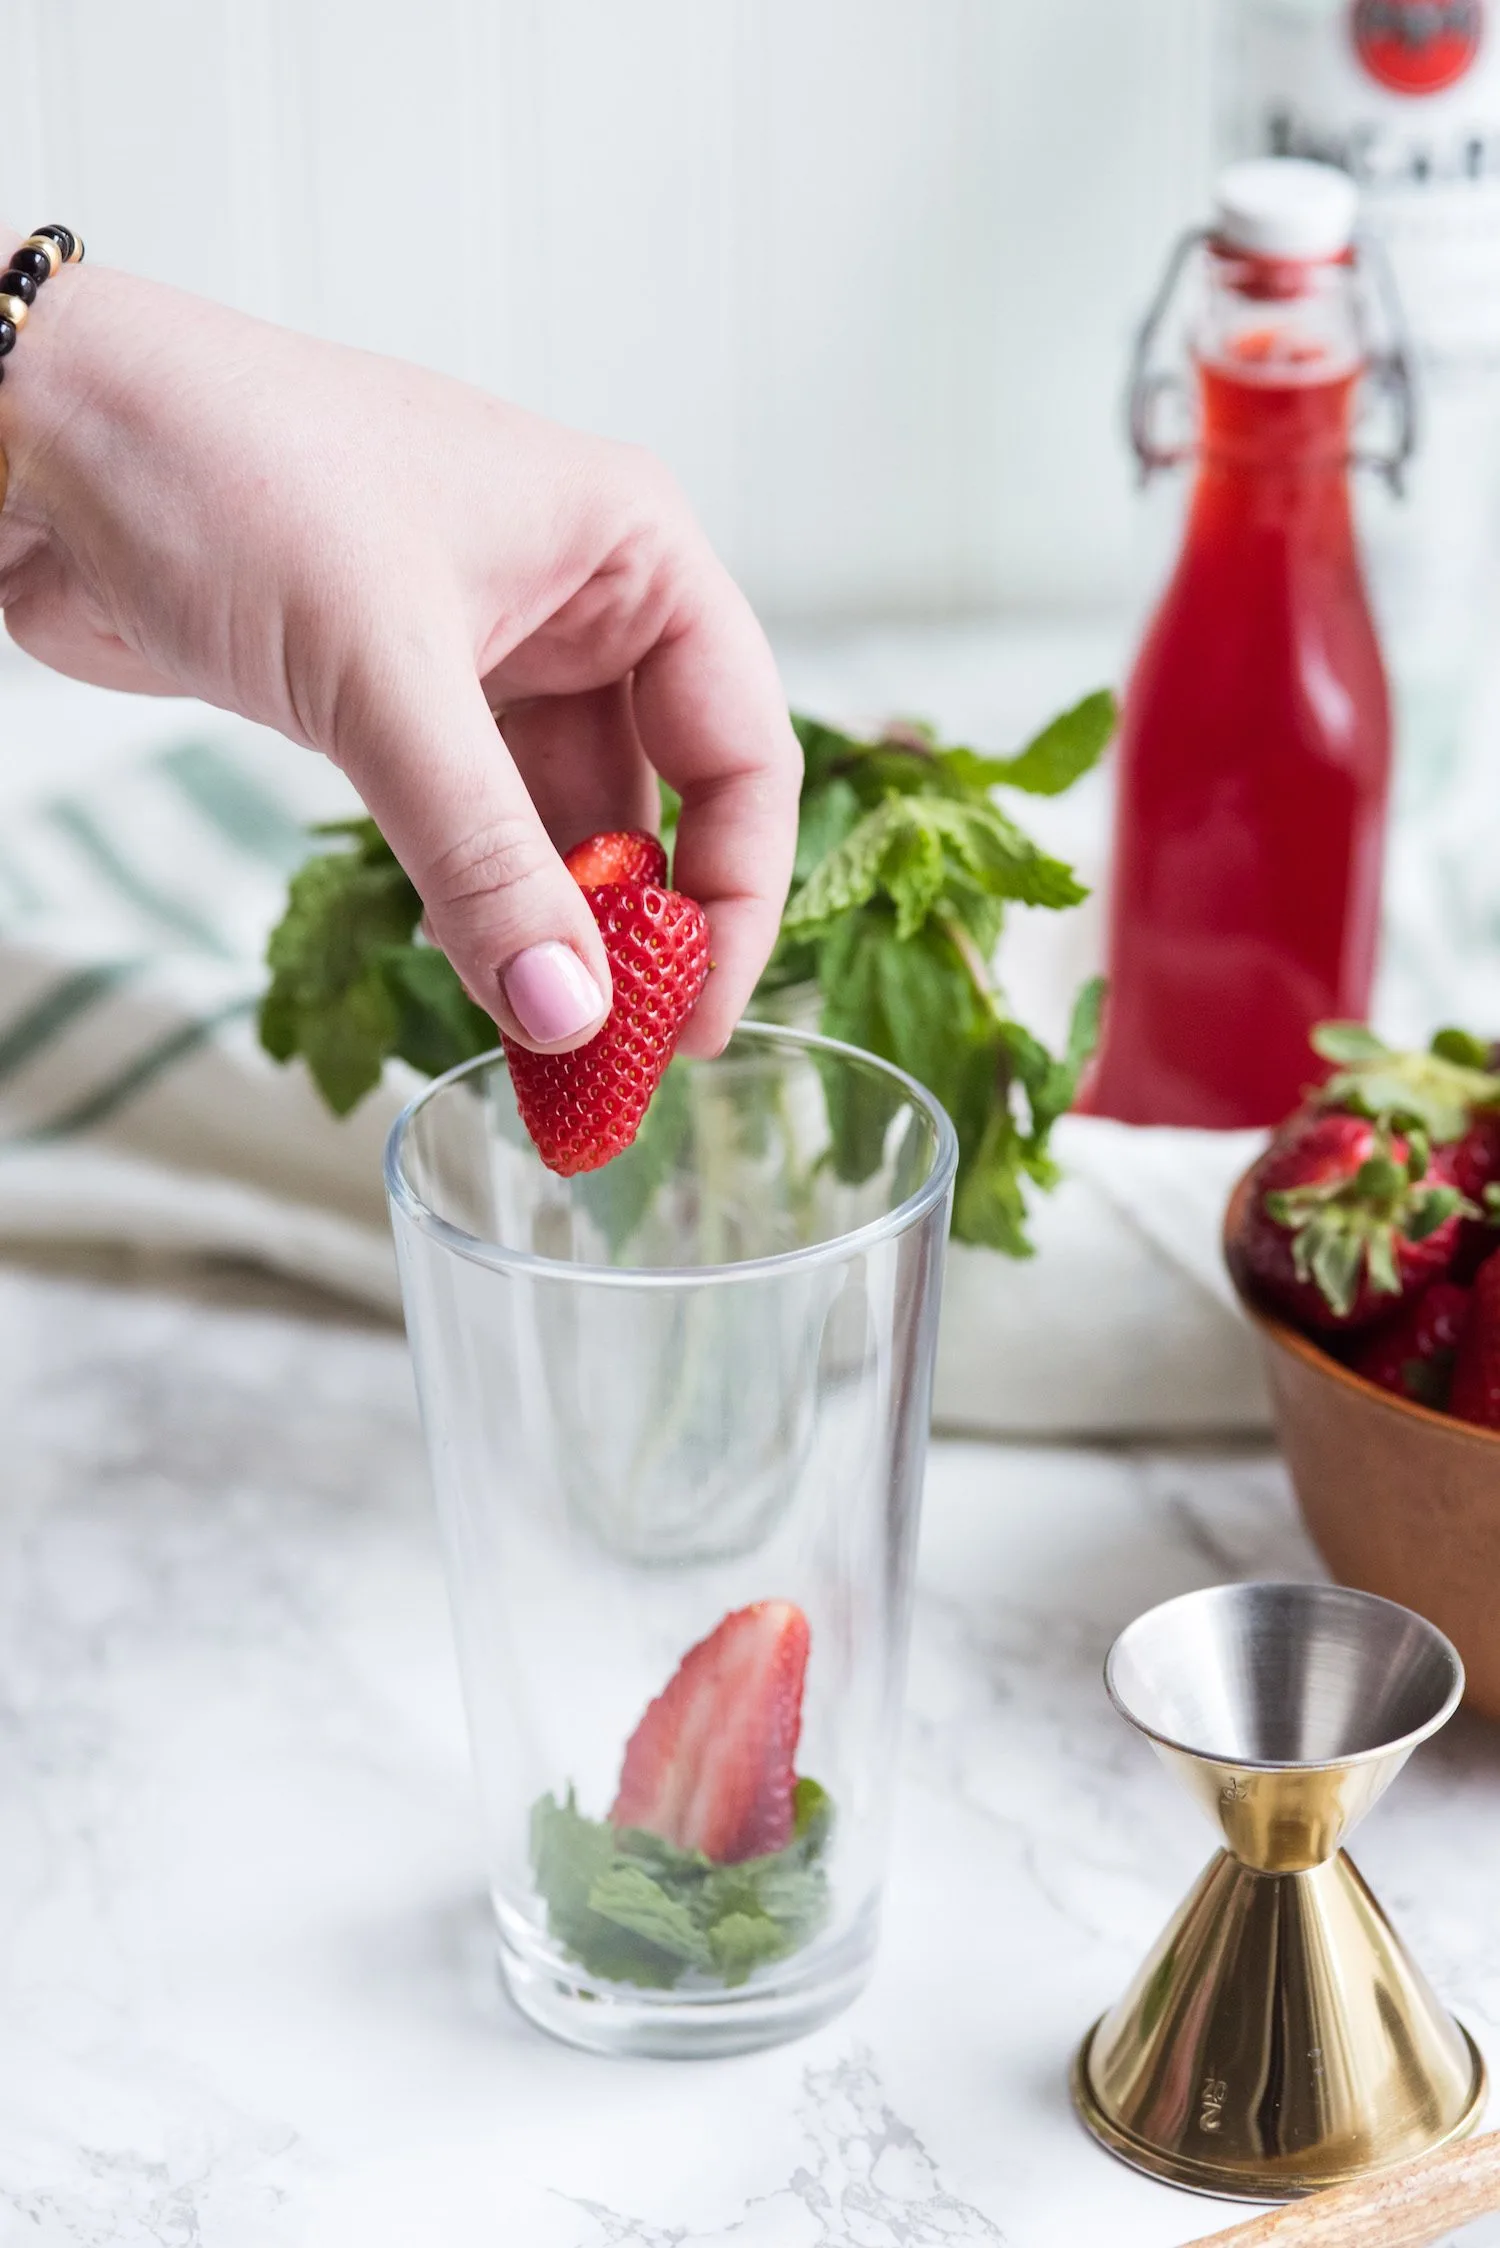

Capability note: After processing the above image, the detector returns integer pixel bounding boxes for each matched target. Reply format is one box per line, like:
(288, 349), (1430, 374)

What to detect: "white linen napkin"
(935, 1118), (1269, 1435)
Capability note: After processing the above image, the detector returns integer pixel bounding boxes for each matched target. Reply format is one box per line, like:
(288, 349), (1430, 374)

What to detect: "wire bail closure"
(1126, 224), (1417, 496)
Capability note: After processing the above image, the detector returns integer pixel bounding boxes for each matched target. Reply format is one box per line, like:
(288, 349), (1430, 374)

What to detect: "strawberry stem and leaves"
(257, 692), (1114, 1253)
(529, 1777), (833, 1989)
(1312, 1021), (1500, 1146)
(1265, 1124), (1472, 1319)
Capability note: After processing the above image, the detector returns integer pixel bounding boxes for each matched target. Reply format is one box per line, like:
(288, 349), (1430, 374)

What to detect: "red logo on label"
(1352, 0), (1483, 93)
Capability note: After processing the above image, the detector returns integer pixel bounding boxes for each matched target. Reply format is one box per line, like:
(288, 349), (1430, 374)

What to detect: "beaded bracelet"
(0, 225), (85, 385)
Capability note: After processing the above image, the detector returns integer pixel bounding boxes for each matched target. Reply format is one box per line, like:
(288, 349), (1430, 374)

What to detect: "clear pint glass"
(385, 1024), (955, 2056)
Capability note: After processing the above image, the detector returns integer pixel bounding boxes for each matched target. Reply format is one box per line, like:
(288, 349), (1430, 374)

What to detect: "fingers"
(630, 576), (801, 1057)
(497, 681), (659, 854)
(332, 645), (613, 1054)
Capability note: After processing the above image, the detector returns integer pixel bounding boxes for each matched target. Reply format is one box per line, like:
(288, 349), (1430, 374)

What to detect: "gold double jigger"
(1072, 1582), (1486, 2203)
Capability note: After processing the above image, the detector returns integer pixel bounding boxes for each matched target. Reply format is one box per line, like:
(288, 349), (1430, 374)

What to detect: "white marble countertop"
(4, 1254), (1500, 2247)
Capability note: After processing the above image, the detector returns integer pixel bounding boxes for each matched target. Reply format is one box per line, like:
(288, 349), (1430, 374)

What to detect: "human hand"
(0, 231), (800, 1056)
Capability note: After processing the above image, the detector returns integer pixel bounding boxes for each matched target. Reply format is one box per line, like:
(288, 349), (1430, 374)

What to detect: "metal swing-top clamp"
(1127, 160), (1417, 496)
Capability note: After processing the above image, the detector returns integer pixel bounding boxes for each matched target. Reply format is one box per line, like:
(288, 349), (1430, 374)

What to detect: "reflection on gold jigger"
(1072, 1582), (1486, 2202)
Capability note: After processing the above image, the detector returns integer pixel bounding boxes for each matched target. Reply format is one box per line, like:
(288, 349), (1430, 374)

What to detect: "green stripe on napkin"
(47, 801), (234, 959)
(21, 997), (259, 1142)
(157, 742), (314, 870)
(0, 961), (145, 1085)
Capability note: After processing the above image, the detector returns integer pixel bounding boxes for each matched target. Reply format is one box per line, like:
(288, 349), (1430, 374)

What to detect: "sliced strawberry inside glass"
(610, 1600), (810, 1864)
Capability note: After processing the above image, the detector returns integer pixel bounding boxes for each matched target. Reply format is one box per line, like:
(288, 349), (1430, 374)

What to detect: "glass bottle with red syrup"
(1079, 160), (1414, 1129)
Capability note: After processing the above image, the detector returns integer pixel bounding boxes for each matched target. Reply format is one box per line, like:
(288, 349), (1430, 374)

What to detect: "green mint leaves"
(259, 818), (493, 1114)
(529, 1779), (833, 1989)
(770, 695), (1112, 1254)
(258, 691), (1112, 1254)
(937, 689), (1116, 798)
(782, 793), (1086, 944)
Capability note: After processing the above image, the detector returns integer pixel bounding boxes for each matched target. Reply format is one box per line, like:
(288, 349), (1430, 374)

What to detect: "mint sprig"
(769, 695), (1112, 1254)
(258, 691), (1112, 1252)
(529, 1778), (833, 1989)
(259, 818), (491, 1115)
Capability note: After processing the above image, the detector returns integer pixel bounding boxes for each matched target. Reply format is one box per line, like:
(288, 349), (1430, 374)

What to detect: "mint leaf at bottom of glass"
(529, 1777), (833, 1990)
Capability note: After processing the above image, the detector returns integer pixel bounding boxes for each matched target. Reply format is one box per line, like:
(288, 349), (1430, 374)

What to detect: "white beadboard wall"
(0, 0), (1214, 619)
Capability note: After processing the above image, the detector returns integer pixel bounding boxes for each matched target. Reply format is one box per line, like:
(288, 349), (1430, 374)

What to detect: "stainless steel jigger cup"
(1072, 1581), (1485, 2200)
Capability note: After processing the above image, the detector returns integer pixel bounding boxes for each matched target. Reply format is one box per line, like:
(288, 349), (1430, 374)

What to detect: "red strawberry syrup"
(1082, 298), (1391, 1128)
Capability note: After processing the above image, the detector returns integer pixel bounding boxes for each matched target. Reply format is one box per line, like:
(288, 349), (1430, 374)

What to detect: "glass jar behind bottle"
(1081, 160), (1396, 1128)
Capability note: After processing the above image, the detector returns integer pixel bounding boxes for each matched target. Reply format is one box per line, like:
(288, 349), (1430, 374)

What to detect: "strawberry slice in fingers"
(504, 837), (709, 1177)
(564, 830), (668, 889)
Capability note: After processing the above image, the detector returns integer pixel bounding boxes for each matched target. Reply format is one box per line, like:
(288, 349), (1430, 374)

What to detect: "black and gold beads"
(0, 225), (85, 386)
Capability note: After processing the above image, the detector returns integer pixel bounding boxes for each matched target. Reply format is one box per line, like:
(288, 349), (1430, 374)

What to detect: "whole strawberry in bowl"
(1347, 1279), (1471, 1410)
(1450, 1249), (1500, 1433)
(1228, 1110), (1467, 1333)
(1224, 1023), (1500, 1719)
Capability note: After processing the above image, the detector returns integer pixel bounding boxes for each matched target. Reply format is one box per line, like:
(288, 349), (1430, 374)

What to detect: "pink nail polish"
(503, 942), (605, 1045)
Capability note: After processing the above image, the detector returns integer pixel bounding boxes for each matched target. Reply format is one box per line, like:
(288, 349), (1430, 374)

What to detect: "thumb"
(333, 658), (612, 1054)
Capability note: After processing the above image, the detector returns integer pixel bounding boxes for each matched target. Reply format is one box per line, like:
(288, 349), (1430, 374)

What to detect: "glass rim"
(383, 1018), (958, 1290)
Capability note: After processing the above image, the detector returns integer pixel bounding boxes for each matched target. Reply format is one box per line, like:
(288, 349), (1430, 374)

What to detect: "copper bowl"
(1225, 1171), (1500, 1721)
